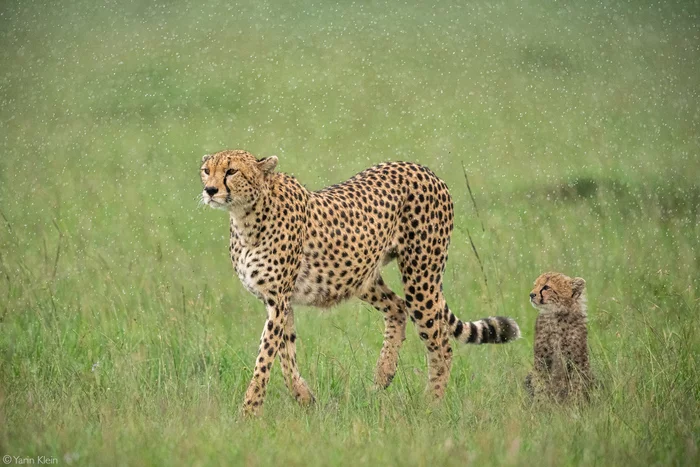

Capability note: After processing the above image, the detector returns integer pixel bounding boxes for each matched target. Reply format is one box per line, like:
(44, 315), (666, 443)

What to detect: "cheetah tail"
(445, 307), (521, 344)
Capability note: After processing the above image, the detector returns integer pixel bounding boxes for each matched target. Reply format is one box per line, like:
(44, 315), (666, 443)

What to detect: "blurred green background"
(1, 0), (698, 465)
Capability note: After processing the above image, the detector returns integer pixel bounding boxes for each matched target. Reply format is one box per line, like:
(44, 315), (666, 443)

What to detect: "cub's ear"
(202, 154), (212, 163)
(257, 156), (278, 174)
(572, 277), (586, 296)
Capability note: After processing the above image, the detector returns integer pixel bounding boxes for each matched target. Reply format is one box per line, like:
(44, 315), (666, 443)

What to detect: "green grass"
(1, 0), (699, 465)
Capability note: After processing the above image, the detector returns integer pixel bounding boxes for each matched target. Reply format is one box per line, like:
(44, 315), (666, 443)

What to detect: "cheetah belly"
(290, 248), (392, 308)
(289, 256), (339, 308)
(290, 270), (322, 307)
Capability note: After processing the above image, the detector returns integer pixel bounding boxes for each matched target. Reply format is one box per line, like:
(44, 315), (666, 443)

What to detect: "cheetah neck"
(549, 293), (588, 319)
(228, 193), (268, 247)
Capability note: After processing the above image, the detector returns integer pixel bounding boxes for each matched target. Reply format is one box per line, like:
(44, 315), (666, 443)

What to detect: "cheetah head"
(200, 149), (278, 210)
(530, 272), (586, 313)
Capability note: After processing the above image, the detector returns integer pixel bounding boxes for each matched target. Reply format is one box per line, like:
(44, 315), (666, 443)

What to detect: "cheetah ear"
(257, 156), (278, 174)
(202, 154), (212, 163)
(572, 277), (586, 297)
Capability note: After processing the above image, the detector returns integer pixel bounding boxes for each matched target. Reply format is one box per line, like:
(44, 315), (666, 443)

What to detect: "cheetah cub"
(525, 272), (594, 403)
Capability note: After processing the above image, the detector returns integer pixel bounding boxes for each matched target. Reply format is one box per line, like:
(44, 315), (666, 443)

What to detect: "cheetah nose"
(529, 293), (536, 300)
(205, 186), (218, 196)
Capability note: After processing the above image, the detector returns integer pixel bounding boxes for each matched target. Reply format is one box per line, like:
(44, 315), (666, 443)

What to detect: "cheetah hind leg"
(277, 308), (315, 405)
(359, 277), (407, 390)
(401, 280), (453, 399)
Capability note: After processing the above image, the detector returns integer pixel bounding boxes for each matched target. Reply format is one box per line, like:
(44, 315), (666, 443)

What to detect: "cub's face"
(199, 150), (278, 210)
(530, 272), (586, 312)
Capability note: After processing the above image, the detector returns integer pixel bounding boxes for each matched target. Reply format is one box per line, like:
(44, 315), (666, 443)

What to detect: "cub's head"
(199, 150), (278, 210)
(529, 272), (586, 313)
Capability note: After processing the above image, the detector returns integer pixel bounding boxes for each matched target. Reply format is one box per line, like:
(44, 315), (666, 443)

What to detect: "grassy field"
(1, 0), (699, 465)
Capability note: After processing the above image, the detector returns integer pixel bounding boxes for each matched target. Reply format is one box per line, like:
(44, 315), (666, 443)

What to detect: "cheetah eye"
(542, 285), (550, 291)
(203, 168), (210, 175)
(226, 168), (238, 177)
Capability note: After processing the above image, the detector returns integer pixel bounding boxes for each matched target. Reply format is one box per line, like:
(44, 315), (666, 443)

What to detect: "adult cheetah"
(200, 149), (520, 415)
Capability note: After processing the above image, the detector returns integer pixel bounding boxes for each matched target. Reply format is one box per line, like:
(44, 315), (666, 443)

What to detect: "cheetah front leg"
(276, 307), (315, 405)
(242, 298), (289, 416)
